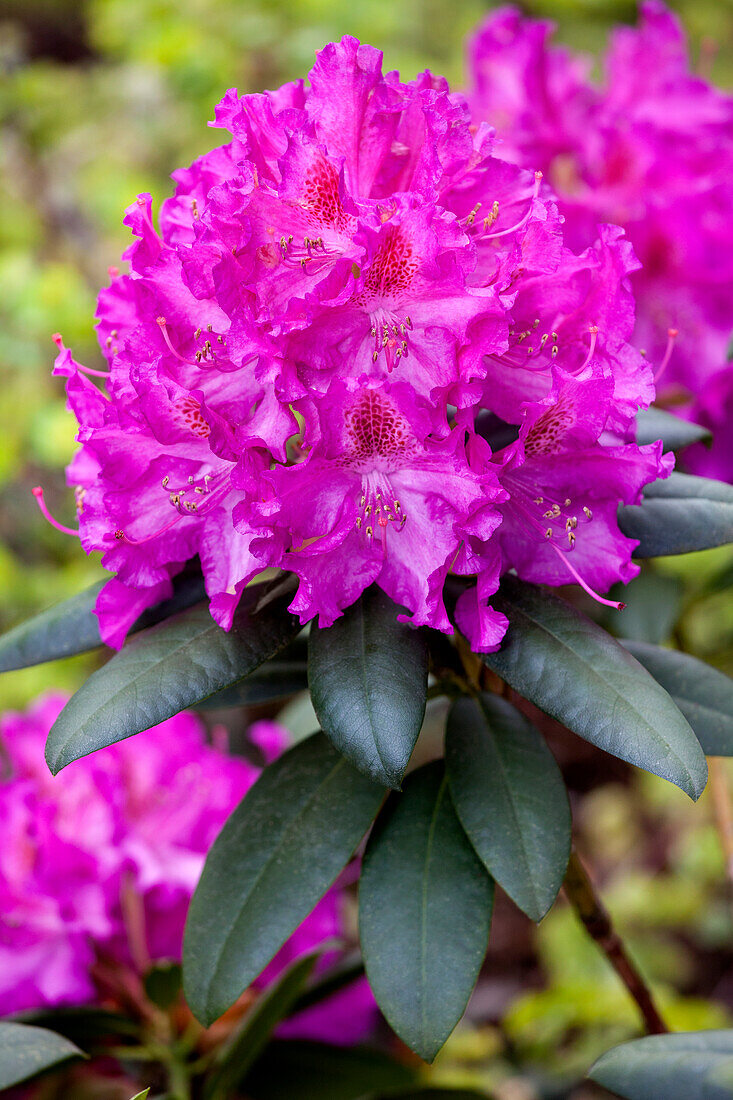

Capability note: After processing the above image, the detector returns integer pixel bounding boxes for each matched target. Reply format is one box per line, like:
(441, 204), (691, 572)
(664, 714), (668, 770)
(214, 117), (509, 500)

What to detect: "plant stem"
(562, 850), (668, 1035)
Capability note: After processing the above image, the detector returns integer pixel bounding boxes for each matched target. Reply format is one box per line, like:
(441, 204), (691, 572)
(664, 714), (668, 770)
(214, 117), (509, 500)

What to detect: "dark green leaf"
(588, 1031), (733, 1100)
(622, 642), (733, 756)
(359, 762), (493, 1062)
(446, 694), (570, 921)
(244, 1040), (417, 1100)
(309, 586), (429, 788)
(203, 953), (317, 1100)
(618, 473), (733, 557)
(0, 571), (207, 674)
(184, 733), (384, 1026)
(198, 660), (308, 708)
(143, 962), (182, 1010)
(13, 1006), (139, 1046)
(635, 407), (711, 450)
(45, 581), (300, 774)
(482, 577), (707, 799)
(0, 1022), (84, 1089)
(289, 953), (364, 1017)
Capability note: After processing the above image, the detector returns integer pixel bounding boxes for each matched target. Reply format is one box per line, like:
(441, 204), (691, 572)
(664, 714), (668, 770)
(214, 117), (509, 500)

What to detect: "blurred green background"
(1, 1), (732, 1097)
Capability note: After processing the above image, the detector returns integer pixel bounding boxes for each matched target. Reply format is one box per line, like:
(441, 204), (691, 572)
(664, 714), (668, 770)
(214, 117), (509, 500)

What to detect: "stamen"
(548, 541), (626, 609)
(114, 514), (182, 545)
(136, 195), (163, 246)
(653, 328), (679, 384)
(157, 317), (198, 366)
(481, 172), (542, 241)
(577, 325), (599, 373)
(32, 487), (80, 537)
(53, 333), (110, 376)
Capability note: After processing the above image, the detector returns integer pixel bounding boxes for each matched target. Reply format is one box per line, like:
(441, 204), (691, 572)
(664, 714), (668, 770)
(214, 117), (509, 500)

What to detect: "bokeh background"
(1, 1), (733, 1096)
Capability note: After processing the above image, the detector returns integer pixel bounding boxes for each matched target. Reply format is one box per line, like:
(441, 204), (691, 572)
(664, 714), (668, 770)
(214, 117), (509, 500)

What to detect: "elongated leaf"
(359, 762), (493, 1062)
(289, 953), (364, 1016)
(203, 954), (317, 1100)
(618, 472), (733, 556)
(622, 642), (733, 756)
(45, 582), (300, 774)
(0, 1022), (84, 1089)
(446, 694), (570, 921)
(309, 586), (429, 788)
(482, 577), (707, 799)
(184, 733), (384, 1026)
(588, 1031), (733, 1100)
(130, 1092), (150, 1100)
(244, 1040), (417, 1100)
(198, 660), (308, 708)
(635, 407), (711, 450)
(0, 571), (207, 674)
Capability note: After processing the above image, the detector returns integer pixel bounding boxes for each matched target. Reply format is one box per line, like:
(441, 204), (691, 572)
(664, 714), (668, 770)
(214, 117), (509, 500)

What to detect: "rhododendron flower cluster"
(465, 1), (733, 477)
(0, 696), (373, 1042)
(41, 35), (671, 651)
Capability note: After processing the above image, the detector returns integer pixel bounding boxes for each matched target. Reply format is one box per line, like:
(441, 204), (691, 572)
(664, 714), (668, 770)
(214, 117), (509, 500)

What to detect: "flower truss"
(36, 35), (670, 650)
(465, 1), (733, 477)
(0, 695), (373, 1042)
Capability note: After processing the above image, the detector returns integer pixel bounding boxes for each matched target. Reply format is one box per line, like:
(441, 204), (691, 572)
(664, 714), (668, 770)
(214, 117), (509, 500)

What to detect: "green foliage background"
(1, 1), (732, 1096)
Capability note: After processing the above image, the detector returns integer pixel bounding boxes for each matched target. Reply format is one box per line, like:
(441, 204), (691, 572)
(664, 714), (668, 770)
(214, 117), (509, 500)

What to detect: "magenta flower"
(465, 2), (733, 402)
(37, 33), (665, 646)
(0, 697), (374, 1043)
(248, 382), (506, 630)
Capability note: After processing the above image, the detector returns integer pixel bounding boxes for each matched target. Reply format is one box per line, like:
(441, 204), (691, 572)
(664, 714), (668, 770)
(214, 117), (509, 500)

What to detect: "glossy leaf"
(309, 586), (429, 788)
(635, 407), (711, 450)
(0, 571), (207, 674)
(130, 1092), (150, 1100)
(0, 1022), (84, 1089)
(45, 581), (300, 774)
(618, 472), (733, 557)
(198, 660), (308, 708)
(184, 733), (384, 1026)
(244, 1040), (417, 1100)
(203, 954), (317, 1100)
(482, 577), (707, 799)
(359, 762), (493, 1062)
(288, 953), (364, 1017)
(446, 694), (570, 921)
(588, 1031), (733, 1100)
(622, 642), (733, 756)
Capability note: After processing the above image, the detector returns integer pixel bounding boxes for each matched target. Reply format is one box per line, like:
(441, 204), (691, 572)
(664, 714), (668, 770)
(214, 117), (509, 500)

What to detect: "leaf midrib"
(50, 608), (294, 769)
(204, 756), (349, 1021)
(476, 699), (541, 915)
(493, 598), (697, 788)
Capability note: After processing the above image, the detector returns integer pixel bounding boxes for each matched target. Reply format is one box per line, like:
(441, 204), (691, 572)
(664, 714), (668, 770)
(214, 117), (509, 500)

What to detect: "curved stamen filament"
(548, 540), (626, 610)
(136, 196), (163, 246)
(32, 487), (80, 537)
(577, 325), (599, 373)
(52, 334), (110, 377)
(157, 317), (198, 367)
(481, 172), (543, 241)
(653, 328), (679, 384)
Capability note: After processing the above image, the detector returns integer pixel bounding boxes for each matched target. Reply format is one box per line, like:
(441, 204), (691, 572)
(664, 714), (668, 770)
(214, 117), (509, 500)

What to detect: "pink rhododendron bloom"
(466, 2), (733, 405)
(0, 697), (374, 1042)
(37, 33), (668, 649)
